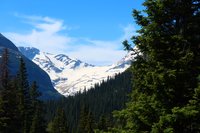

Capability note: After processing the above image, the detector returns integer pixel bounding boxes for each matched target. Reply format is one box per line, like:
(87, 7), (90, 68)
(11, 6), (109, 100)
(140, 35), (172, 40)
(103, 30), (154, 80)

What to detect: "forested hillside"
(0, 48), (46, 133)
(1, 0), (200, 133)
(45, 70), (132, 132)
(0, 44), (133, 133)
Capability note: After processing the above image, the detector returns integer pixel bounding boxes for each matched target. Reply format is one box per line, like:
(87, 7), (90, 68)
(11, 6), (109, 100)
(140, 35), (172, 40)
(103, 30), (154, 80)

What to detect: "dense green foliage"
(48, 108), (69, 133)
(45, 70), (132, 132)
(0, 48), (132, 133)
(113, 0), (200, 132)
(0, 48), (45, 133)
(1, 1), (198, 132)
(0, 48), (20, 133)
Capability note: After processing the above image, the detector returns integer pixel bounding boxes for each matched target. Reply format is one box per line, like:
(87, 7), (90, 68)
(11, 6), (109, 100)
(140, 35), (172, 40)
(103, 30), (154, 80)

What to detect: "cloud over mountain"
(4, 14), (136, 65)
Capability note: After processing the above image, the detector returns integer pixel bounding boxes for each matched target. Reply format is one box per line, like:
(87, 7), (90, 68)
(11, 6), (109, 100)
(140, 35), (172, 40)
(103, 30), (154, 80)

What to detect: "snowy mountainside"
(19, 47), (133, 96)
(0, 34), (60, 99)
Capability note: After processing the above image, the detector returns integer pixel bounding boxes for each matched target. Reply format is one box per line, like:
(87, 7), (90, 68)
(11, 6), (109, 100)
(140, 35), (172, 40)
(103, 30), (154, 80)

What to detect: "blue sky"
(1, 0), (144, 65)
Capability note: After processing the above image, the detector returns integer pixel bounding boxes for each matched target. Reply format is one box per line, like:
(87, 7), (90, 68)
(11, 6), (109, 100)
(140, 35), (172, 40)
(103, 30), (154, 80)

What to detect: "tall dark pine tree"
(78, 105), (95, 133)
(29, 105), (46, 133)
(29, 81), (46, 133)
(114, 0), (200, 132)
(84, 112), (95, 133)
(30, 81), (41, 110)
(17, 57), (32, 133)
(78, 106), (88, 133)
(49, 108), (68, 133)
(0, 48), (20, 133)
(97, 115), (111, 132)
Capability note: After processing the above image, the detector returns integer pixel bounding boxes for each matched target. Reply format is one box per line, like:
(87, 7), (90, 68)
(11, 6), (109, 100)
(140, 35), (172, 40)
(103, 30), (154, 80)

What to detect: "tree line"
(0, 48), (45, 133)
(0, 48), (133, 133)
(45, 70), (132, 133)
(1, 0), (200, 132)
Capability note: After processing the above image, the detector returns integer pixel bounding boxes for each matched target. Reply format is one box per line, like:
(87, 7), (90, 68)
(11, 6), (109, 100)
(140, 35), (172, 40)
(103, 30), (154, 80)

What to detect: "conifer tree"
(85, 112), (95, 133)
(29, 81), (46, 133)
(0, 49), (20, 133)
(97, 115), (111, 132)
(0, 79), (20, 133)
(30, 81), (41, 109)
(29, 105), (46, 133)
(78, 105), (95, 133)
(0, 50), (46, 133)
(113, 0), (200, 132)
(78, 106), (89, 133)
(17, 57), (32, 133)
(49, 108), (68, 133)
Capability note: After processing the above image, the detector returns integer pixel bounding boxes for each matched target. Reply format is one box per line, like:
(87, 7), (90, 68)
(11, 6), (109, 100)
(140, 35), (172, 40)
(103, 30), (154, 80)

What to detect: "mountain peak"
(0, 36), (60, 99)
(18, 47), (40, 60)
(19, 46), (132, 96)
(0, 33), (19, 51)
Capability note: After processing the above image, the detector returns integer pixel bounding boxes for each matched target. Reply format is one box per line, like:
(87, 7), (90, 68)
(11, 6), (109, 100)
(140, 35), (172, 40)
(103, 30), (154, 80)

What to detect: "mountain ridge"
(19, 46), (133, 96)
(0, 34), (61, 99)
(0, 33), (19, 51)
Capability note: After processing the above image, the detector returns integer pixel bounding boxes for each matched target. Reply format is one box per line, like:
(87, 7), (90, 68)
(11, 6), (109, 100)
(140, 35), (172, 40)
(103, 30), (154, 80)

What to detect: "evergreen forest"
(0, 0), (200, 132)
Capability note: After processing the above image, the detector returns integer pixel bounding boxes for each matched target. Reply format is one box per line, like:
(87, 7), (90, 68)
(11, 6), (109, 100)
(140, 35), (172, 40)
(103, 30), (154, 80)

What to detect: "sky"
(0, 0), (144, 66)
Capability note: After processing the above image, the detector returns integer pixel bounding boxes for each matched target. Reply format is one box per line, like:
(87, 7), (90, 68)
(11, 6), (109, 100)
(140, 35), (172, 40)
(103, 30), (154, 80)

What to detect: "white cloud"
(5, 15), (73, 53)
(120, 24), (137, 41)
(4, 14), (136, 65)
(67, 39), (126, 65)
(66, 24), (136, 65)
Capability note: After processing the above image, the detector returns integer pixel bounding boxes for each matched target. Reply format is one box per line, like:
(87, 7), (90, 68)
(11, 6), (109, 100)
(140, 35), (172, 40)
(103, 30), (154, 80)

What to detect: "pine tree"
(30, 81), (41, 110)
(29, 81), (46, 133)
(0, 50), (46, 133)
(97, 115), (111, 132)
(114, 0), (200, 132)
(85, 112), (95, 133)
(0, 49), (20, 133)
(17, 57), (32, 133)
(78, 105), (88, 133)
(49, 108), (68, 133)
(78, 105), (95, 133)
(29, 105), (46, 133)
(0, 79), (20, 133)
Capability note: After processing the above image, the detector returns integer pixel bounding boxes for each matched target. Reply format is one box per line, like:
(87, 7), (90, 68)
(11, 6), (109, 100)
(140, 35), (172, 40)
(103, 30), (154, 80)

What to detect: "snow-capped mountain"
(0, 33), (61, 99)
(19, 47), (133, 96)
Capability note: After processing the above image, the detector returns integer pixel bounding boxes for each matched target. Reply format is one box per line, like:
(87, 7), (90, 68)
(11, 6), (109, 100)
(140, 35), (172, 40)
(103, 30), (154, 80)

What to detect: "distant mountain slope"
(45, 70), (132, 132)
(0, 33), (19, 51)
(19, 46), (133, 96)
(0, 34), (61, 99)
